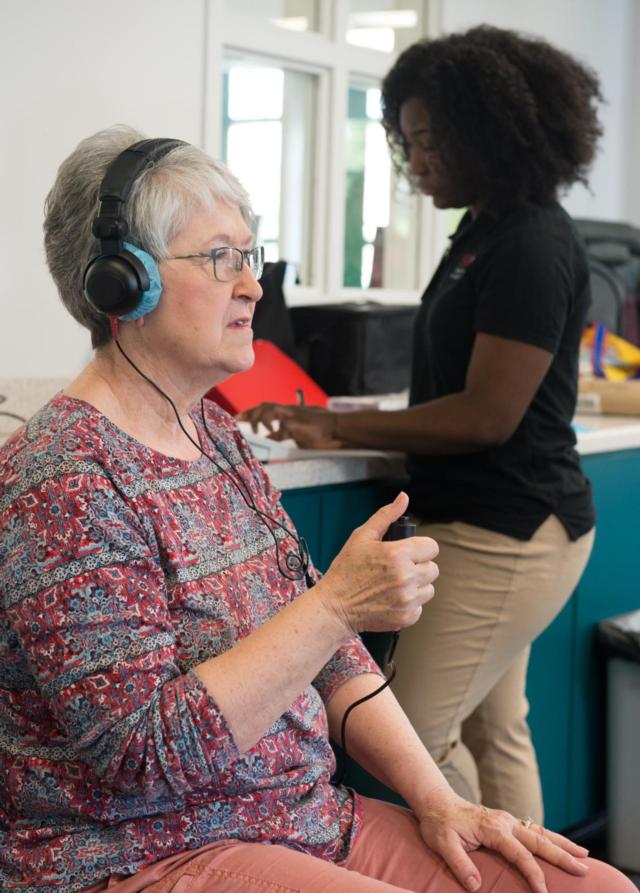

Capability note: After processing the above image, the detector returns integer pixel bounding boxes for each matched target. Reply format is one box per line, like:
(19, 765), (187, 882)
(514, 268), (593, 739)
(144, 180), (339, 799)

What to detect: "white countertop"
(2, 380), (640, 492)
(266, 413), (640, 490)
(0, 378), (69, 441)
(265, 452), (407, 491)
(573, 413), (640, 456)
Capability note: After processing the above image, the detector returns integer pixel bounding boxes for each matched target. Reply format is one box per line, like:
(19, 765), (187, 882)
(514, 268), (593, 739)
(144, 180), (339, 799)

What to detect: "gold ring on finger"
(520, 817), (534, 829)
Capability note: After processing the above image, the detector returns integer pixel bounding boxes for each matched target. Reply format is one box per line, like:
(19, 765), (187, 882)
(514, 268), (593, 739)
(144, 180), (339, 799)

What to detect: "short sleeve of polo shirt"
(471, 216), (575, 355)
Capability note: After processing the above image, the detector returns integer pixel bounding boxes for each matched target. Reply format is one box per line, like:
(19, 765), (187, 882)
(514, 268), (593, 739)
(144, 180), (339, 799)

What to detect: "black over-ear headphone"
(83, 138), (186, 318)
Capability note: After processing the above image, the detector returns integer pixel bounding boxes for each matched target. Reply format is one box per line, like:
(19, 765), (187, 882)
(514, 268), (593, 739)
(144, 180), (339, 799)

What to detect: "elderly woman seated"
(0, 127), (634, 893)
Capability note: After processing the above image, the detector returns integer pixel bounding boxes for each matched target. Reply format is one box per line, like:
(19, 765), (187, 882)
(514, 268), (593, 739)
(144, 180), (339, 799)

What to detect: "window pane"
(344, 84), (419, 290)
(346, 1), (422, 53)
(226, 121), (282, 242)
(224, 0), (320, 33)
(228, 68), (283, 121)
(222, 56), (317, 285)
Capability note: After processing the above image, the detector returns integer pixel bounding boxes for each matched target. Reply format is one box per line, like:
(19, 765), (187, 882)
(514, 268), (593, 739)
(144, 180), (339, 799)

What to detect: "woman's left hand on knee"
(415, 786), (590, 893)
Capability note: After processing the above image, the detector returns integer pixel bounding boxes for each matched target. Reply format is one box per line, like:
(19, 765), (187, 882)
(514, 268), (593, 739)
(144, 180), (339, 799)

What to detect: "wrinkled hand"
(314, 492), (439, 635)
(416, 786), (590, 893)
(238, 403), (343, 449)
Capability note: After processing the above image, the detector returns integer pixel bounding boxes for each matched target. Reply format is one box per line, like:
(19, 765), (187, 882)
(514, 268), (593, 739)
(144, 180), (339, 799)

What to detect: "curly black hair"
(381, 25), (603, 214)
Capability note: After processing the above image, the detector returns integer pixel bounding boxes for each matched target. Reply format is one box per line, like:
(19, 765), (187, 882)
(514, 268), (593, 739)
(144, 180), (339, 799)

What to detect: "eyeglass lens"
(213, 247), (264, 282)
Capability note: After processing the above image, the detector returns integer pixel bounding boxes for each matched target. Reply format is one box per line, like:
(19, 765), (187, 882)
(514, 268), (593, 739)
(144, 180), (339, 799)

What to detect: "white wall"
(0, 0), (206, 378)
(1, 0), (638, 378)
(440, 0), (636, 222)
(625, 0), (640, 226)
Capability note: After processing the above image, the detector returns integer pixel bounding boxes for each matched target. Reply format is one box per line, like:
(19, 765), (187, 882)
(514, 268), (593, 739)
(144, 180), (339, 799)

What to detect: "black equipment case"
(291, 301), (418, 396)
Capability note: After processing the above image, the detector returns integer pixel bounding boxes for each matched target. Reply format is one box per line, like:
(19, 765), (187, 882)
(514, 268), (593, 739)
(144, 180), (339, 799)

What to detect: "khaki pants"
(392, 515), (595, 823)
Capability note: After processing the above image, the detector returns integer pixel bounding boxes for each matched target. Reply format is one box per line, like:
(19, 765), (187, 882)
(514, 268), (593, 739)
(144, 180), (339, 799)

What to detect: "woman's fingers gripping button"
(387, 540), (439, 625)
(417, 562), (438, 607)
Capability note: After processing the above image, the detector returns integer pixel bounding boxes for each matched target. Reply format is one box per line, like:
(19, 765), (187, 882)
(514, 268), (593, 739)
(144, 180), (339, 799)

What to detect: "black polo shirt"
(407, 201), (595, 541)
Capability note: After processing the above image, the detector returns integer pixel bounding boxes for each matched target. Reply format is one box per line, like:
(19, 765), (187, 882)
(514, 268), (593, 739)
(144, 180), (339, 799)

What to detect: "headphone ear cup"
(83, 244), (162, 319)
(83, 250), (148, 317)
(118, 243), (163, 320)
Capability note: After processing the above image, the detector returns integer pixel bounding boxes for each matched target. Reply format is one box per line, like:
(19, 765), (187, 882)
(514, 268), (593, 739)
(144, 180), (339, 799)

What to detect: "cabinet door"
(567, 450), (640, 828)
(528, 597), (575, 831)
(318, 481), (395, 572)
(280, 490), (322, 566)
(528, 449), (640, 832)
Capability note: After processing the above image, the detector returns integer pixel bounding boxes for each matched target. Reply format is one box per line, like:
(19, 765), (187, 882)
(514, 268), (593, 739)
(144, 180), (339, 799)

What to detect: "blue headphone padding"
(118, 242), (163, 320)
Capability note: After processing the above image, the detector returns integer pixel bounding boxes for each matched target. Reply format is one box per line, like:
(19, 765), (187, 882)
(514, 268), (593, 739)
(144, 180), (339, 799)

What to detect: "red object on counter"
(205, 339), (328, 414)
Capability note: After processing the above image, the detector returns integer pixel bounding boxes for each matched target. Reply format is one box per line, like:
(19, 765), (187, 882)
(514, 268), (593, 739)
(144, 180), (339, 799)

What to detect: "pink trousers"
(83, 796), (634, 892)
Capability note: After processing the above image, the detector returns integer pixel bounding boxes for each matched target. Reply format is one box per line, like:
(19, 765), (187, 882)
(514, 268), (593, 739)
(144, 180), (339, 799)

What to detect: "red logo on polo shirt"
(450, 253), (477, 281)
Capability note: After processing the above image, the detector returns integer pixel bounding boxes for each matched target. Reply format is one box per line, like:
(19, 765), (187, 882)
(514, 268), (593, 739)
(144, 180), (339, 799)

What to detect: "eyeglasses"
(167, 245), (264, 282)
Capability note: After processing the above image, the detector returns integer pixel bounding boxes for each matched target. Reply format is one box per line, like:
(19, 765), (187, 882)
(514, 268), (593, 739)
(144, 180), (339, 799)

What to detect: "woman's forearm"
(195, 493), (437, 755)
(194, 587), (349, 752)
(332, 334), (556, 455)
(334, 392), (505, 455)
(325, 673), (452, 816)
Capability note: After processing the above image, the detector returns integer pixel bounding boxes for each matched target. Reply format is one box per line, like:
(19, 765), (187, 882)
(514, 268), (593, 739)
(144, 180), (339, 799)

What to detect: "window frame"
(204, 0), (444, 305)
(221, 50), (323, 285)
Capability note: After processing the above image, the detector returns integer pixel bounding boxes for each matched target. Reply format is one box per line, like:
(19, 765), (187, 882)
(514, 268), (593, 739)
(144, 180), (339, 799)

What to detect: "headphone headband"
(92, 138), (187, 248)
(84, 137), (187, 319)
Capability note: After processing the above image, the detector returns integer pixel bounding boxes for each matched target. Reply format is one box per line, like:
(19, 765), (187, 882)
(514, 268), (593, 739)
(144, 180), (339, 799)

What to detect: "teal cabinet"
(567, 450), (640, 828)
(528, 448), (640, 832)
(280, 490), (322, 561)
(281, 448), (640, 833)
(527, 597), (575, 829)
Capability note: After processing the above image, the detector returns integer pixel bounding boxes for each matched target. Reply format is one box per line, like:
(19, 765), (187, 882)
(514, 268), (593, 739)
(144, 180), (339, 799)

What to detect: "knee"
(552, 857), (637, 892)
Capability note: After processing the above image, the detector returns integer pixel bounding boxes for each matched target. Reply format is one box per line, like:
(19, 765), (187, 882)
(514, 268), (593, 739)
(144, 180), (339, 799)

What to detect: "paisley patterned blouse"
(0, 395), (381, 893)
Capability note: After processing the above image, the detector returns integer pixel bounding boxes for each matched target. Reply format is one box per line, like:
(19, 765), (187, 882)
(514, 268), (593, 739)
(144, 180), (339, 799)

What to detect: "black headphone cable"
(113, 339), (311, 585)
(332, 516), (415, 786)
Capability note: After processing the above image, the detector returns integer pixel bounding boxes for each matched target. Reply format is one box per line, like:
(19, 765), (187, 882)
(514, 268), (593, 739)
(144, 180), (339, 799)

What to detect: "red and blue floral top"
(0, 395), (381, 893)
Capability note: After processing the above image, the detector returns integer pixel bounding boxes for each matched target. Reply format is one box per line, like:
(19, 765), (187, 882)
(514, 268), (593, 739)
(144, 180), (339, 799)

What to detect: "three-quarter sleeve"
(1, 468), (239, 799)
(1, 398), (376, 887)
(312, 636), (383, 704)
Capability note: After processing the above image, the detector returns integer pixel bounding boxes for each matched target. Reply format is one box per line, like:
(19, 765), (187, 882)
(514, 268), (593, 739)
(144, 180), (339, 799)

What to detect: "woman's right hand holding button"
(315, 492), (439, 636)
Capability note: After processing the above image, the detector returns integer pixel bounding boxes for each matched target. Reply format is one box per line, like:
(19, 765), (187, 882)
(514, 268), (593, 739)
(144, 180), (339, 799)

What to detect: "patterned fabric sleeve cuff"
(312, 636), (383, 704)
(184, 670), (240, 771)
